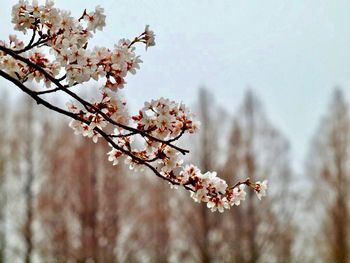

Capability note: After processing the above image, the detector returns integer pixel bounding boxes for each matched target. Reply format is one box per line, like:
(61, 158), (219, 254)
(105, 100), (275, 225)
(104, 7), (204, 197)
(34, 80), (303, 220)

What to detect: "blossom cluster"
(178, 165), (267, 212)
(68, 91), (129, 143)
(0, 0), (268, 212)
(132, 98), (200, 138)
(99, 98), (199, 173)
(0, 35), (60, 86)
(3, 0), (154, 89)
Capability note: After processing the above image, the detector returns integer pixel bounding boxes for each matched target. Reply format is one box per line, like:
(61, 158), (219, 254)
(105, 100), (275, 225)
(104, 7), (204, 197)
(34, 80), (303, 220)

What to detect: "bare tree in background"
(307, 88), (350, 263)
(118, 170), (173, 263)
(95, 142), (123, 263)
(36, 122), (70, 262)
(37, 123), (122, 263)
(191, 88), (219, 263)
(221, 90), (295, 263)
(197, 88), (216, 263)
(10, 98), (37, 263)
(5, 96), (50, 263)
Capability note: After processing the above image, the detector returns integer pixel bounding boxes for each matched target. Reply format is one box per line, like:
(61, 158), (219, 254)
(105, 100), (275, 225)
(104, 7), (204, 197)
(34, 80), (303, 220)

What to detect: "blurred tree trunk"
(198, 88), (214, 263)
(0, 93), (8, 263)
(23, 99), (35, 263)
(244, 96), (258, 263)
(96, 142), (121, 263)
(77, 142), (99, 262)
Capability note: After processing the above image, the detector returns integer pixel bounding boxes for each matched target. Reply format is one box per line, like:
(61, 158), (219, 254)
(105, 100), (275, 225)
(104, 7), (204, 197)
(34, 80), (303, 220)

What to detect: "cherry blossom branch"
(0, 0), (268, 212)
(2, 65), (266, 210)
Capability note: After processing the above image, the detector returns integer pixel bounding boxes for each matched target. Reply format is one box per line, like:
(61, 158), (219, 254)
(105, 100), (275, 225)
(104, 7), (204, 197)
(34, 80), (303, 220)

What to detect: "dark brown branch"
(231, 178), (253, 190)
(57, 74), (67, 82)
(166, 128), (186, 143)
(108, 127), (155, 138)
(36, 87), (62, 95)
(109, 131), (138, 138)
(25, 29), (37, 50)
(14, 36), (47, 54)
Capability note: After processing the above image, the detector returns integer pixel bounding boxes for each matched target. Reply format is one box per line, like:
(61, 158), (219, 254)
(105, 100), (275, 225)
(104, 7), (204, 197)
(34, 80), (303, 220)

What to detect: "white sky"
(1, 0), (350, 172)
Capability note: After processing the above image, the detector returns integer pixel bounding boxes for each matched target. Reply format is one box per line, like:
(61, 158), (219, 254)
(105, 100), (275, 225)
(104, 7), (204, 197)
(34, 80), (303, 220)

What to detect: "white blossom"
(230, 185), (247, 206)
(107, 148), (121, 166)
(143, 25), (155, 50)
(255, 180), (268, 200)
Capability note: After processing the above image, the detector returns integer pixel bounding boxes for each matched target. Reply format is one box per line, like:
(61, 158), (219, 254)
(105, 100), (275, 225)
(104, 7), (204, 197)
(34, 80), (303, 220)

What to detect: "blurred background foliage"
(0, 86), (349, 263)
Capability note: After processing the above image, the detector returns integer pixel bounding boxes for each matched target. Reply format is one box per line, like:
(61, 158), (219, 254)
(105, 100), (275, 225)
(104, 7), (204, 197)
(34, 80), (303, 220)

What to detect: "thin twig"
(14, 36), (46, 54)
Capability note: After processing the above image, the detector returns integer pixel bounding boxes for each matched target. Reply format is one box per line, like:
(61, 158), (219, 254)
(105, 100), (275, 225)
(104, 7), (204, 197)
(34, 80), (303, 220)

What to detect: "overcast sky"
(1, 0), (350, 171)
